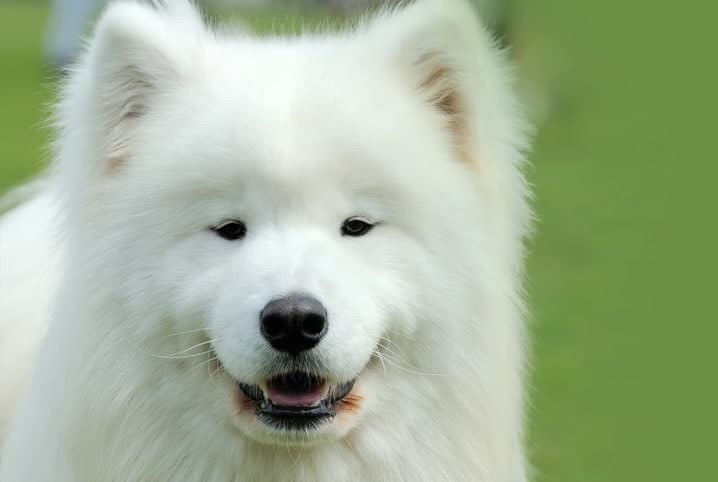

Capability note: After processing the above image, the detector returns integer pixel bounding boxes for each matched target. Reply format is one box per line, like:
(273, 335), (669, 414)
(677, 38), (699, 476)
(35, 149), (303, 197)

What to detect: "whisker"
(375, 340), (407, 359)
(375, 342), (447, 377)
(205, 349), (216, 379)
(371, 348), (387, 376)
(381, 357), (448, 377)
(152, 338), (218, 359)
(188, 354), (219, 372)
(208, 354), (223, 379)
(343, 435), (358, 455)
(163, 327), (209, 338)
(152, 348), (216, 360)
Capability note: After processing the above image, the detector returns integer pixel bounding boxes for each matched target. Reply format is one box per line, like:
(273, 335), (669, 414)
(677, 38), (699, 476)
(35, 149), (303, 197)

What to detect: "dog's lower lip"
(238, 375), (356, 428)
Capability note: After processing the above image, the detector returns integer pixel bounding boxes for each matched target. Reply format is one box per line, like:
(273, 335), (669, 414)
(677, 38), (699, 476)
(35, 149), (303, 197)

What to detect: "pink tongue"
(267, 383), (326, 407)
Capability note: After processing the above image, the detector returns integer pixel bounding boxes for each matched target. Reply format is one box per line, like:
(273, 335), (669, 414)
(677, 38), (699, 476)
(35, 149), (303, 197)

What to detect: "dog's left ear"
(369, 0), (503, 166)
(368, 0), (531, 254)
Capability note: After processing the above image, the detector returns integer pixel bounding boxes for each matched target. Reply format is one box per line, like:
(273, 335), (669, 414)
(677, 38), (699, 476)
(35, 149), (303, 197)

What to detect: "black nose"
(260, 294), (328, 355)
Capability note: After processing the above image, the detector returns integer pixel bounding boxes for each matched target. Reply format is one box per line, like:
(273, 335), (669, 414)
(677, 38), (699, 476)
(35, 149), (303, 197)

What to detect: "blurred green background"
(0, 1), (715, 481)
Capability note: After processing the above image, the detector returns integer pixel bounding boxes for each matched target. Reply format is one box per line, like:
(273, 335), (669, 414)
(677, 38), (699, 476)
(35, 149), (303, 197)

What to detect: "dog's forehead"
(174, 47), (420, 184)
(137, 38), (453, 205)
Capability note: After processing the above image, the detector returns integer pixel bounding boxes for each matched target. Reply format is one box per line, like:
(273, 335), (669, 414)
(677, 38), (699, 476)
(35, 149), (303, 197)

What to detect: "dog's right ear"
(366, 0), (496, 167)
(59, 0), (204, 175)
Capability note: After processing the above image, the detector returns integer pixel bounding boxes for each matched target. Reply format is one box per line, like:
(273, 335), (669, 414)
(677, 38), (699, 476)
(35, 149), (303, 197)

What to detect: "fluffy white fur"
(0, 0), (531, 480)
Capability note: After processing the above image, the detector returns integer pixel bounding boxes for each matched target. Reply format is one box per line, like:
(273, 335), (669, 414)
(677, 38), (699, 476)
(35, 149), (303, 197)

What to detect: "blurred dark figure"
(46, 0), (106, 69)
(325, 0), (511, 43)
(44, 0), (519, 102)
(45, 0), (511, 68)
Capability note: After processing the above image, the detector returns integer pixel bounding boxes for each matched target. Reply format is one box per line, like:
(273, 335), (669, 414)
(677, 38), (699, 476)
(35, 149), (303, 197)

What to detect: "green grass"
(0, 4), (53, 192)
(0, 2), (715, 481)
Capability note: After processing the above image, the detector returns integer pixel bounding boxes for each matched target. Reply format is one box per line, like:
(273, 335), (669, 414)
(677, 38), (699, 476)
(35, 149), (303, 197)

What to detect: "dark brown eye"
(212, 220), (247, 241)
(341, 217), (375, 237)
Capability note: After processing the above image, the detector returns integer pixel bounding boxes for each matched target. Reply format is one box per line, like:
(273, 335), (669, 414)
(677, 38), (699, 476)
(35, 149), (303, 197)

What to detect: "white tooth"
(259, 382), (269, 399)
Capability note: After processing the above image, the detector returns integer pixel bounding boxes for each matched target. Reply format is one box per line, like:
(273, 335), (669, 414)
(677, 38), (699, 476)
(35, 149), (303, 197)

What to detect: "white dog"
(0, 0), (532, 480)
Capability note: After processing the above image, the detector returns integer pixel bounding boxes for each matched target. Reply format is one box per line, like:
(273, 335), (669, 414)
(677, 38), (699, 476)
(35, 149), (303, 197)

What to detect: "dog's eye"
(212, 220), (247, 241)
(341, 217), (375, 237)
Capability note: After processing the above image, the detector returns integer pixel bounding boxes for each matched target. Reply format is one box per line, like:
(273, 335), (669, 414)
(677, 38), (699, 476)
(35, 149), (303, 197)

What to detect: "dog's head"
(55, 0), (529, 446)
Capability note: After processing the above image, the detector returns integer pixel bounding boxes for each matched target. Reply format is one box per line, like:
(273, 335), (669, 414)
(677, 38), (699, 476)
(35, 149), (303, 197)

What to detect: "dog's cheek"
(122, 236), (224, 343)
(171, 267), (224, 334)
(369, 233), (427, 339)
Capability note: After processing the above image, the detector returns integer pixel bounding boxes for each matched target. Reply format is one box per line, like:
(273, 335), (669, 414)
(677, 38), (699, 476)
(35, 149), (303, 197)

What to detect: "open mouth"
(238, 372), (355, 430)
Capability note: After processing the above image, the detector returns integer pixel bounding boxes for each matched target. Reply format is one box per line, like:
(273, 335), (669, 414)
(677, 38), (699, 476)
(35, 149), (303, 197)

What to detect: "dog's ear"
(367, 0), (531, 257)
(369, 0), (504, 166)
(61, 0), (204, 174)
